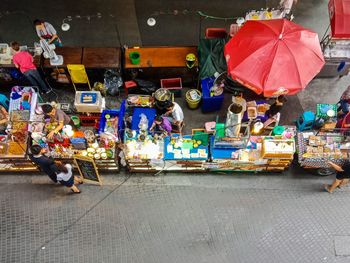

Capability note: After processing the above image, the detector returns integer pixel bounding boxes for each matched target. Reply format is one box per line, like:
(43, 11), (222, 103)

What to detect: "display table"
(124, 46), (198, 85)
(82, 47), (121, 68)
(210, 135), (295, 172)
(42, 47), (83, 68)
(297, 131), (349, 169)
(125, 46), (197, 68)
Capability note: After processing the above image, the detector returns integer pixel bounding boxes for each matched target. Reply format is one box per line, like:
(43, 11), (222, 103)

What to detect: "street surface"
(2, 171), (350, 263)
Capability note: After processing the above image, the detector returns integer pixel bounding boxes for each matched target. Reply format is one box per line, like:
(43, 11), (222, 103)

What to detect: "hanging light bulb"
(61, 22), (70, 31)
(147, 17), (156, 26)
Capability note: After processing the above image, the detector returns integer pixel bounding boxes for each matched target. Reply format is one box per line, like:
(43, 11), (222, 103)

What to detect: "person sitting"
(266, 95), (287, 118)
(337, 85), (350, 117)
(55, 162), (83, 194)
(165, 102), (184, 132)
(34, 19), (62, 47)
(0, 105), (9, 134)
(150, 115), (172, 136)
(41, 104), (75, 139)
(336, 111), (350, 130)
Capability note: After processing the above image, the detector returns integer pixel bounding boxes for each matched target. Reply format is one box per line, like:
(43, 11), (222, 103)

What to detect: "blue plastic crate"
(98, 109), (120, 135)
(201, 77), (224, 113)
(131, 107), (156, 131)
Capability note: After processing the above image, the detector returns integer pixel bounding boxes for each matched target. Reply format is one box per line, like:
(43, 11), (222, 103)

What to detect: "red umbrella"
(224, 19), (325, 97)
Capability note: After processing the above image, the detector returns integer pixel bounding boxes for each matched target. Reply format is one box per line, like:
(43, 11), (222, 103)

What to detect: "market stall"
(297, 129), (350, 175)
(0, 88), (124, 172)
(208, 122), (296, 172)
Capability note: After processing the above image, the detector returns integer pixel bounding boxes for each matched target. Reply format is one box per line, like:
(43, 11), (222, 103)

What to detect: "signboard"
(74, 156), (101, 185)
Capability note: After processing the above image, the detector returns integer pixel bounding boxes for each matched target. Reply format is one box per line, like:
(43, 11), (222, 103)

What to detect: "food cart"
(297, 128), (350, 176)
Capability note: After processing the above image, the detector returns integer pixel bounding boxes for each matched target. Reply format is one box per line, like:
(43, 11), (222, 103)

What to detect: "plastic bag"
(138, 113), (149, 130)
(134, 79), (157, 94)
(104, 69), (123, 96)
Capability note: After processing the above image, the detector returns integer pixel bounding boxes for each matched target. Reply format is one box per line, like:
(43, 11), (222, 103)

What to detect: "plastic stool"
(124, 81), (137, 95)
(296, 111), (315, 131)
(0, 94), (9, 111)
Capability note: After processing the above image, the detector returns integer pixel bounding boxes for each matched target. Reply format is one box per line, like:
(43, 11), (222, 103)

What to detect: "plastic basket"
(98, 109), (120, 135)
(316, 104), (337, 118)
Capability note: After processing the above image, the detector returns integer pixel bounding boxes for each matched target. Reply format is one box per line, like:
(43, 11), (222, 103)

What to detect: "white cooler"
(74, 91), (105, 113)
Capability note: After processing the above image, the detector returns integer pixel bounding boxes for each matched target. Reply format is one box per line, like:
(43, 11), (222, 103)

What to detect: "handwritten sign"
(74, 156), (101, 185)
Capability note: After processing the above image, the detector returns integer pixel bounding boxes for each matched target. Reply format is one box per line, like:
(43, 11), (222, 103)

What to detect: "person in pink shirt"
(11, 41), (51, 94)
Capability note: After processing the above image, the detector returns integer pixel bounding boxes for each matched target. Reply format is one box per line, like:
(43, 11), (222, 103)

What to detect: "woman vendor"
(150, 115), (172, 136)
(41, 104), (74, 139)
(0, 105), (9, 134)
(34, 19), (62, 47)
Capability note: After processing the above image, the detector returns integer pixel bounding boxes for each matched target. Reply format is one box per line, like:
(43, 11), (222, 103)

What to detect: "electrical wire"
(32, 172), (132, 263)
(197, 11), (239, 21)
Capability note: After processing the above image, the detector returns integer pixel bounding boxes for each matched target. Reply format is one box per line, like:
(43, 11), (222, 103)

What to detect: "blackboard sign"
(74, 156), (101, 185)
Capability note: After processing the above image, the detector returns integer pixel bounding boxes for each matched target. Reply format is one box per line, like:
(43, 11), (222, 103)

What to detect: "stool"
(172, 121), (184, 134)
(296, 111), (315, 131)
(124, 81), (137, 95)
(0, 94), (9, 111)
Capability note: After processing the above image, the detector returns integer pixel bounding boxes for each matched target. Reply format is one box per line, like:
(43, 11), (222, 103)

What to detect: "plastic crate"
(131, 107), (156, 131)
(98, 109), (120, 135)
(70, 138), (87, 150)
(79, 113), (101, 127)
(160, 78), (182, 97)
(316, 103), (337, 118)
(74, 91), (104, 113)
(201, 77), (224, 113)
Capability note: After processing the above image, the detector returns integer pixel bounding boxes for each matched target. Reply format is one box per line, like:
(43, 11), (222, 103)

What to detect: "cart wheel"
(317, 168), (335, 177)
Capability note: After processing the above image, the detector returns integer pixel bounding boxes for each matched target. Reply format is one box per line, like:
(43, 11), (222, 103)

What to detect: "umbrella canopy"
(224, 19), (325, 97)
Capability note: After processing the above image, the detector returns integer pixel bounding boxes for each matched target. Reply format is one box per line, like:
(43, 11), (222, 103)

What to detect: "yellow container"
(185, 89), (201, 109)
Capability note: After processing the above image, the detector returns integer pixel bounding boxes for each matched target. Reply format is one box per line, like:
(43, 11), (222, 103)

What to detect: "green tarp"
(198, 38), (227, 79)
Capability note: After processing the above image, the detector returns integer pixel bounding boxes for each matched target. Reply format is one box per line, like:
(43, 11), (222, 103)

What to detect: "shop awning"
(329, 0), (350, 38)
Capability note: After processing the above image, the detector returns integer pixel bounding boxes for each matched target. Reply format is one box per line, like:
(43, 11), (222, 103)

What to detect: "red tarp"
(329, 0), (350, 38)
(224, 19), (325, 97)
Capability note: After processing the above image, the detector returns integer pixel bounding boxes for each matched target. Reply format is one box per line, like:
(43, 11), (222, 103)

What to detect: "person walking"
(55, 162), (83, 194)
(324, 161), (350, 193)
(29, 145), (58, 183)
(11, 41), (51, 94)
(34, 19), (62, 47)
(279, 0), (298, 19)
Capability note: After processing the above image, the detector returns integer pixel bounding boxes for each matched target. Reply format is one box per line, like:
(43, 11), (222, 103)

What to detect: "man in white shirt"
(165, 102), (184, 132)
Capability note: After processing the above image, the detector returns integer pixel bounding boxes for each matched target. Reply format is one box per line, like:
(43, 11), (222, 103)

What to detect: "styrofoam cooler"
(74, 91), (105, 113)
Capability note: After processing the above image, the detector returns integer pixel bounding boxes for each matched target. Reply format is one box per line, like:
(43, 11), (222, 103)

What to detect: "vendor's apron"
(41, 26), (62, 47)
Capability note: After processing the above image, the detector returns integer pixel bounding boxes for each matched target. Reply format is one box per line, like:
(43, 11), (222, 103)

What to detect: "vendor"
(150, 115), (172, 136)
(0, 105), (9, 134)
(34, 19), (62, 47)
(266, 95), (287, 118)
(41, 104), (74, 139)
(165, 102), (184, 132)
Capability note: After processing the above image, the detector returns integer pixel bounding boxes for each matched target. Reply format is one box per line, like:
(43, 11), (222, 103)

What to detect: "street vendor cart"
(297, 128), (350, 176)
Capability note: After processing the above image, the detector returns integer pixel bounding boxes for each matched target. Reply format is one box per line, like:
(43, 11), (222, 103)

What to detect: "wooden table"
(0, 55), (41, 68)
(124, 46), (197, 68)
(82, 47), (120, 68)
(42, 47), (83, 68)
